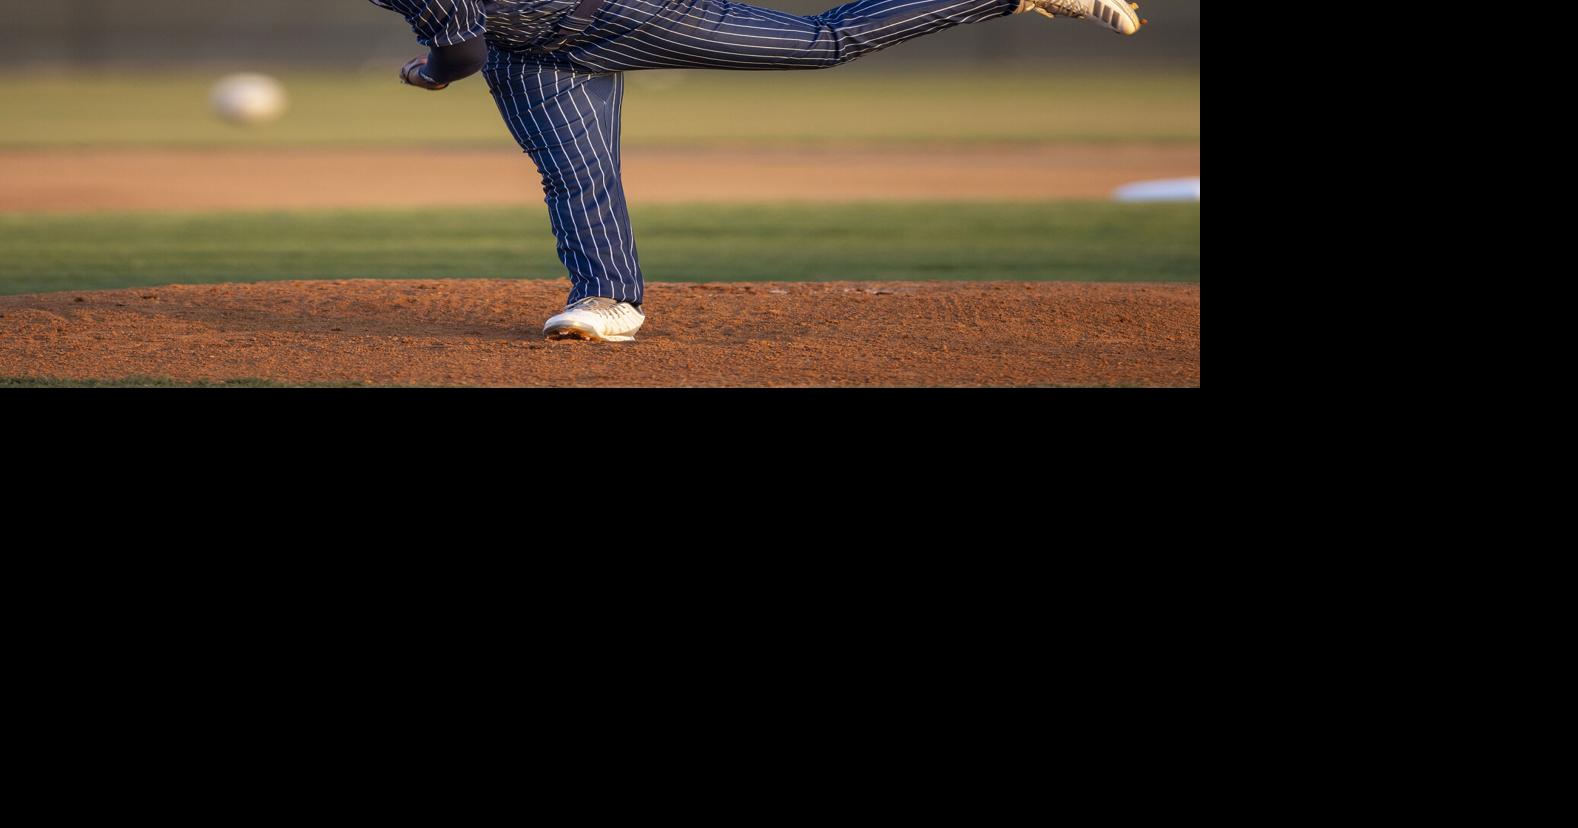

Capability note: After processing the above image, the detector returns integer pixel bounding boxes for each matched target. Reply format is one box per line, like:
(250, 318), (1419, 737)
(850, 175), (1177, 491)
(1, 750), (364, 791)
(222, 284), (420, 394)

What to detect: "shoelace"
(567, 297), (641, 320)
(1023, 0), (1087, 17)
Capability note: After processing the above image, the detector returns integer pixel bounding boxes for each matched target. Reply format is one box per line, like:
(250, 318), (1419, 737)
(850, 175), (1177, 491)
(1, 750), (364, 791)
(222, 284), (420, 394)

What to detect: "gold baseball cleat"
(1014, 0), (1145, 35)
(543, 296), (645, 343)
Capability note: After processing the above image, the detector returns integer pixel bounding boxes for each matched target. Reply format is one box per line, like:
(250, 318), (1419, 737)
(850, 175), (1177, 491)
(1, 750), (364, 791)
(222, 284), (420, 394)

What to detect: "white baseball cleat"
(1014, 0), (1146, 35)
(543, 296), (646, 342)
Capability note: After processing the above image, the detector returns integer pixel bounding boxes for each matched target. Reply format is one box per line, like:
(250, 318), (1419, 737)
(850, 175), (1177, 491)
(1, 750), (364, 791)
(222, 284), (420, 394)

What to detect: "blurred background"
(1, 0), (1199, 150)
(0, 0), (1200, 297)
(3, 0), (1198, 69)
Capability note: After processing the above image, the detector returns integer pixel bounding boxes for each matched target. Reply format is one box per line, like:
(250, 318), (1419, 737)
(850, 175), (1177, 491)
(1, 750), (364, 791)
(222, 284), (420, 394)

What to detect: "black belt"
(536, 0), (606, 52)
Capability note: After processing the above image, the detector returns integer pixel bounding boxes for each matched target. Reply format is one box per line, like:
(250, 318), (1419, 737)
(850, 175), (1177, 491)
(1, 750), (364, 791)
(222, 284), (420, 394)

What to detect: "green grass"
(0, 202), (1200, 296)
(2, 67), (1199, 148)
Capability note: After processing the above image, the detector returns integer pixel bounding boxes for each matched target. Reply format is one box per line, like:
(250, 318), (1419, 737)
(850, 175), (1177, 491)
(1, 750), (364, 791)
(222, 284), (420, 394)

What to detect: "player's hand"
(400, 55), (449, 91)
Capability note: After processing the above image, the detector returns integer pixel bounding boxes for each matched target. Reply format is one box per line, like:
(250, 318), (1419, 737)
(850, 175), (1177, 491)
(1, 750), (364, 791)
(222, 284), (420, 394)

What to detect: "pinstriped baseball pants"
(484, 0), (1020, 308)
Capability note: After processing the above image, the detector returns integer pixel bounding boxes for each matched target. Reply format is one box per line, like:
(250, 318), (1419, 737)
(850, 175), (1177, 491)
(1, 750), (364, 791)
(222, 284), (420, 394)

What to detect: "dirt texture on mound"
(0, 279), (1200, 387)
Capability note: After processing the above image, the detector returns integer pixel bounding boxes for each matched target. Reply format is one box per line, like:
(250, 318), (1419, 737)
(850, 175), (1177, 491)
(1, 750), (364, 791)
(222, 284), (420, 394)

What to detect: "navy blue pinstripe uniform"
(373, 0), (1020, 310)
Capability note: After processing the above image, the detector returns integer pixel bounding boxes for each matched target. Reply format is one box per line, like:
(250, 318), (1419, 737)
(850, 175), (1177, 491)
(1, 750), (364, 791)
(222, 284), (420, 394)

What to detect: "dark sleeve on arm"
(422, 35), (487, 84)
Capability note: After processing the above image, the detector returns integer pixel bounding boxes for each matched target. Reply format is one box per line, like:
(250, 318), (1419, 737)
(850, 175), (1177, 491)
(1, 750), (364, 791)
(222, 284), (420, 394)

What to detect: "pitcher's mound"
(0, 280), (1199, 387)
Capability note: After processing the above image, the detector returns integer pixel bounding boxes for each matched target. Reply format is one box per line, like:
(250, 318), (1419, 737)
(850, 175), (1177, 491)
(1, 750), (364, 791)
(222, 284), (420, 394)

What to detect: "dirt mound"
(0, 279), (1200, 387)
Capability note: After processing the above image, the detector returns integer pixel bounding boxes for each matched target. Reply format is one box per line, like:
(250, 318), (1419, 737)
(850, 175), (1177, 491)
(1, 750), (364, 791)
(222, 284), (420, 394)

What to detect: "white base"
(1114, 177), (1200, 203)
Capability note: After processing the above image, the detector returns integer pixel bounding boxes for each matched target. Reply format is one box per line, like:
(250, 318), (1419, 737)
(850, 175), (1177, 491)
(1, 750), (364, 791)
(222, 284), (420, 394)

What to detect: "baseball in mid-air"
(211, 73), (288, 125)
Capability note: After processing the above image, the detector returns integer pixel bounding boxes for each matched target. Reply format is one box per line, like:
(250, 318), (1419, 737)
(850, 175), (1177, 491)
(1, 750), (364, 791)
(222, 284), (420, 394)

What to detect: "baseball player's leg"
(556, 0), (1021, 71)
(486, 58), (644, 311)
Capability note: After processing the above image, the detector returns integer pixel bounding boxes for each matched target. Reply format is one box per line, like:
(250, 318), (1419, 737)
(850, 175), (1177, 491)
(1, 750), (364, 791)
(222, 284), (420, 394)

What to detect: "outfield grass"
(2, 67), (1199, 148)
(0, 202), (1199, 296)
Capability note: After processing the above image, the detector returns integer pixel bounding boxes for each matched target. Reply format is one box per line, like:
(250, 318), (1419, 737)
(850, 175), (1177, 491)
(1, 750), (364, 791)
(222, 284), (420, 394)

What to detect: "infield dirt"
(0, 145), (1200, 212)
(0, 279), (1199, 387)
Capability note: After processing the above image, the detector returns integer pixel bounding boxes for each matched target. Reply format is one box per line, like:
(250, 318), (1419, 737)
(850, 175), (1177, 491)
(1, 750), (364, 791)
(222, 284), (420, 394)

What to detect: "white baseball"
(211, 74), (289, 126)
